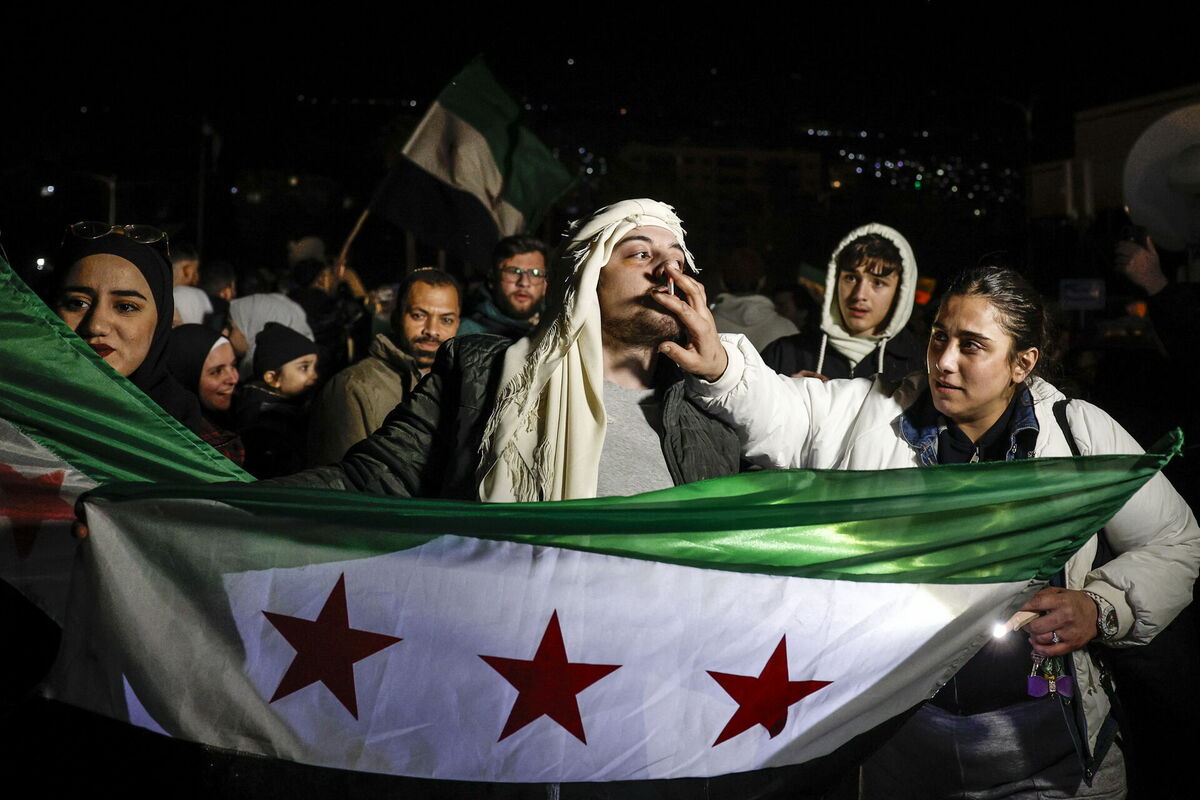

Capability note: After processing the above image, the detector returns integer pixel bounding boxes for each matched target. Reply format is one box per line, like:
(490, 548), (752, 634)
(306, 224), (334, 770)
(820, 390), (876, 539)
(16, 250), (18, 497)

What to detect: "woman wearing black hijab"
(54, 223), (203, 432)
(165, 324), (246, 465)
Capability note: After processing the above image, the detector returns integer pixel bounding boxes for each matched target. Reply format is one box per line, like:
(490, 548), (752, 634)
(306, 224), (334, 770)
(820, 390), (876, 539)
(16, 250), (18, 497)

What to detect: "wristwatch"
(1083, 589), (1119, 640)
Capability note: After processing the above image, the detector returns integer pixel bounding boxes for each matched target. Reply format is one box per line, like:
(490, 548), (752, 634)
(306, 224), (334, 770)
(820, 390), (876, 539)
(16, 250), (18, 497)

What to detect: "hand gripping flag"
(48, 436), (1179, 784)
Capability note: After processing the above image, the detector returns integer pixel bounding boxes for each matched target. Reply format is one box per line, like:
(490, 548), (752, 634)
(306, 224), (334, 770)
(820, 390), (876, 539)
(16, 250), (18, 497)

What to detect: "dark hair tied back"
(940, 264), (1058, 381)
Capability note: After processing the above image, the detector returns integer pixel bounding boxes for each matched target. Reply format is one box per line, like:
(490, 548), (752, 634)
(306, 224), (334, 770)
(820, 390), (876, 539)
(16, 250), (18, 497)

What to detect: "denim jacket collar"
(900, 383), (1039, 467)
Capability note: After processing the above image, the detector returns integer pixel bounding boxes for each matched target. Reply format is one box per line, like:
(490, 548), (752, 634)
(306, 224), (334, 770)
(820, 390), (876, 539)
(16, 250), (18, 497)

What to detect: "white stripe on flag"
(403, 101), (527, 235)
(203, 533), (1035, 781)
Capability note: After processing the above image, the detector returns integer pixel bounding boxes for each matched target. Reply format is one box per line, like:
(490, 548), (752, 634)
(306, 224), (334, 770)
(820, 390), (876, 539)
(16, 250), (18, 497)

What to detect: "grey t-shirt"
(595, 381), (674, 497)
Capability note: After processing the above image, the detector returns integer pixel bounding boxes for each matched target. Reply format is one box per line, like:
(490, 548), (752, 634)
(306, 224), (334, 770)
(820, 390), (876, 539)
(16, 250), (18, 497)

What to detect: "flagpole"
(335, 207), (371, 274)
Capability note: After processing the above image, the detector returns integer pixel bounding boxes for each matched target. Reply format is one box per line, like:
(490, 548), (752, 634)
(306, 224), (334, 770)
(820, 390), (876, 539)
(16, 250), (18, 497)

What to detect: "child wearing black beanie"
(234, 322), (319, 477)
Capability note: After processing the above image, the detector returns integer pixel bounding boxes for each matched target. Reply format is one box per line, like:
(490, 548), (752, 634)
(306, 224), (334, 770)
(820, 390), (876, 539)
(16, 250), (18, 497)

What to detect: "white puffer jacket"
(690, 334), (1200, 754)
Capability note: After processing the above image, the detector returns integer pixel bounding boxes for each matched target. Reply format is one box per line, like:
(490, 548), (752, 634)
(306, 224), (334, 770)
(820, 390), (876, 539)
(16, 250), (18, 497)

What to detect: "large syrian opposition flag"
(370, 56), (573, 271)
(0, 259), (251, 623)
(48, 439), (1175, 784)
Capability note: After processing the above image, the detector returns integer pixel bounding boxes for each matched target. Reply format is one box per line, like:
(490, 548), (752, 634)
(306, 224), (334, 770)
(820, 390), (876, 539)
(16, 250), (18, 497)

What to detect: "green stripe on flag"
(0, 259), (252, 485)
(437, 56), (573, 225)
(85, 433), (1178, 583)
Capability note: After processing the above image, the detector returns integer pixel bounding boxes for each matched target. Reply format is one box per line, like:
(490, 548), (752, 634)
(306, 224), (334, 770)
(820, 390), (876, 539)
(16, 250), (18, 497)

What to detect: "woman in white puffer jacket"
(655, 263), (1200, 799)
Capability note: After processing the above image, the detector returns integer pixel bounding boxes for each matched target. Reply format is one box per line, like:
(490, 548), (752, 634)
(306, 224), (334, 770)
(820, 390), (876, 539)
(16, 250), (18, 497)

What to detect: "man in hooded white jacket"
(762, 224), (923, 381)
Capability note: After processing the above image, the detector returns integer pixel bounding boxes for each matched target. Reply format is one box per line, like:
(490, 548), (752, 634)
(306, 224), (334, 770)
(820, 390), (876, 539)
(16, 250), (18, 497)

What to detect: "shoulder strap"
(1052, 399), (1082, 457)
(1053, 397), (1128, 762)
(1054, 399), (1115, 569)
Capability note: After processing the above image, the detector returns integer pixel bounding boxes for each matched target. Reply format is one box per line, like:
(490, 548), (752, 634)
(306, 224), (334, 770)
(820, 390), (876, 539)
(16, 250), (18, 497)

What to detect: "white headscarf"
(229, 293), (314, 374)
(477, 199), (695, 502)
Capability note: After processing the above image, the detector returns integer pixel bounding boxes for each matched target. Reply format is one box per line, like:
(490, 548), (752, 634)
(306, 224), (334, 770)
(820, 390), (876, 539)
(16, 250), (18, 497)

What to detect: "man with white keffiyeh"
(268, 199), (742, 500)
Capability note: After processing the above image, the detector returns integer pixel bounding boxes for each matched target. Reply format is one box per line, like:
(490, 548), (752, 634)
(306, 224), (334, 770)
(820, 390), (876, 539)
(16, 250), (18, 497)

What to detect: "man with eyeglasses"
(457, 234), (548, 340)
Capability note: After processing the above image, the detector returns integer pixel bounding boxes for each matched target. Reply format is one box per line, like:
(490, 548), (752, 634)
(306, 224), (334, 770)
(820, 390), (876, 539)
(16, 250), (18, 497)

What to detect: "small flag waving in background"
(369, 56), (573, 271)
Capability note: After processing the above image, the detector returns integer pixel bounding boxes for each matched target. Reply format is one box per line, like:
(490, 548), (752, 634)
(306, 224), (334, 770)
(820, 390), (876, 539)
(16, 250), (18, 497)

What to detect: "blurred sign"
(1059, 278), (1106, 310)
(915, 276), (938, 306)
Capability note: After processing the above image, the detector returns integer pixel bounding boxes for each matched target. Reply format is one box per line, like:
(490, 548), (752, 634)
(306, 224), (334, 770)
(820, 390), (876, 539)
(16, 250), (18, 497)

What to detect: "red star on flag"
(263, 573), (401, 719)
(480, 611), (620, 744)
(708, 635), (832, 746)
(0, 463), (73, 559)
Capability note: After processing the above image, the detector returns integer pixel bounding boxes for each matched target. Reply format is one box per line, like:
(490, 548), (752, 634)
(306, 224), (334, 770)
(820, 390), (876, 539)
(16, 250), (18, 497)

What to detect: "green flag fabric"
(0, 259), (251, 485)
(48, 439), (1176, 783)
(0, 258), (250, 623)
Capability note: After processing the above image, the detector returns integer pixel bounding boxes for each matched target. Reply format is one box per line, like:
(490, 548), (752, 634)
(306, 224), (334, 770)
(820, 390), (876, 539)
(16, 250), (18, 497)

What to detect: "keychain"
(1028, 652), (1073, 699)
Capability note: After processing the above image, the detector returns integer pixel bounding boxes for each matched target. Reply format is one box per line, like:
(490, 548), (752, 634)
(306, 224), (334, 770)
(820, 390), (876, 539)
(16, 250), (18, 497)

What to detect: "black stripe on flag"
(370, 157), (501, 274)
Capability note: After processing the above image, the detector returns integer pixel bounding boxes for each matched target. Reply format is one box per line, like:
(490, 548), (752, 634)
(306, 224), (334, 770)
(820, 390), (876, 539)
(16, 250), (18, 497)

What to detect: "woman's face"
(56, 254), (158, 377)
(927, 294), (1038, 440)
(198, 342), (239, 412)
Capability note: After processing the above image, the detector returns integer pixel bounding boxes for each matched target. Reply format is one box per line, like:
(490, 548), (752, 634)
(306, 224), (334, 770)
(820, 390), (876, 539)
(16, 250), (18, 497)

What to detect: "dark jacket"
(761, 325), (923, 380)
(234, 382), (311, 479)
(269, 334), (742, 498)
(456, 285), (536, 340)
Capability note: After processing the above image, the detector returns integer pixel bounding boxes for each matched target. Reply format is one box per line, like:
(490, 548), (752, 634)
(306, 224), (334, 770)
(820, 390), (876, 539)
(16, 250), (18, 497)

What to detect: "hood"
(821, 223), (918, 340)
(817, 223), (918, 372)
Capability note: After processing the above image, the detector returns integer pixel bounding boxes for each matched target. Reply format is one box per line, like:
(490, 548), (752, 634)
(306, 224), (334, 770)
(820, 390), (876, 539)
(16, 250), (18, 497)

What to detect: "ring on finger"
(1051, 631), (1060, 644)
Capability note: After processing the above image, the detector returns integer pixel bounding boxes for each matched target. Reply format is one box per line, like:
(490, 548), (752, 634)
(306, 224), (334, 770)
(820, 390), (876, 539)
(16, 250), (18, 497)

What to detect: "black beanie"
(253, 322), (316, 378)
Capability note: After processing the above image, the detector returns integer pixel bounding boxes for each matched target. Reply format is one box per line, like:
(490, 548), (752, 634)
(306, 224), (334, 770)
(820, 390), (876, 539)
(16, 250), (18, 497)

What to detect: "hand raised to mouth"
(652, 263), (728, 383)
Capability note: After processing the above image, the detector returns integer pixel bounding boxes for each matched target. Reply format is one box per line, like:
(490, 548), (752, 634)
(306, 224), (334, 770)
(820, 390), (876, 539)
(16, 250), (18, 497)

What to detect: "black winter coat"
(761, 326), (923, 381)
(268, 334), (742, 498)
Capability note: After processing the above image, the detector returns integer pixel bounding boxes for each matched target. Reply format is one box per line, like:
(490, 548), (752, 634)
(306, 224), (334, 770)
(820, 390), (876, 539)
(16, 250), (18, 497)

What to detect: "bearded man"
(305, 268), (461, 466)
(273, 199), (739, 500)
(458, 235), (550, 340)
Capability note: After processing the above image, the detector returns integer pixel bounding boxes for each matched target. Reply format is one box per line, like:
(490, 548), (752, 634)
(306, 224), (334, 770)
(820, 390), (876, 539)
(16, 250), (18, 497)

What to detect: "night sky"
(3, 11), (1197, 282)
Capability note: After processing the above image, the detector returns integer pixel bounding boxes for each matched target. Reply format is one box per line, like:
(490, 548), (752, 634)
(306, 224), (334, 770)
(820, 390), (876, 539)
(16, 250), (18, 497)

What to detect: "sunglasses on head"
(65, 221), (171, 260)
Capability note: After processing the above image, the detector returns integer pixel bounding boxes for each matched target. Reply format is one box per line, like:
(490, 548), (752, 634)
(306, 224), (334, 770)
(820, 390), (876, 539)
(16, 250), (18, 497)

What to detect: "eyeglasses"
(498, 266), (547, 284)
(65, 221), (171, 259)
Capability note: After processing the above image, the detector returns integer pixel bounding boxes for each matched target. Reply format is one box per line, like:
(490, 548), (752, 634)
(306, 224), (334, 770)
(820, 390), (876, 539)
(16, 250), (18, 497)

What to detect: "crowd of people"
(24, 199), (1200, 797)
(49, 224), (552, 481)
